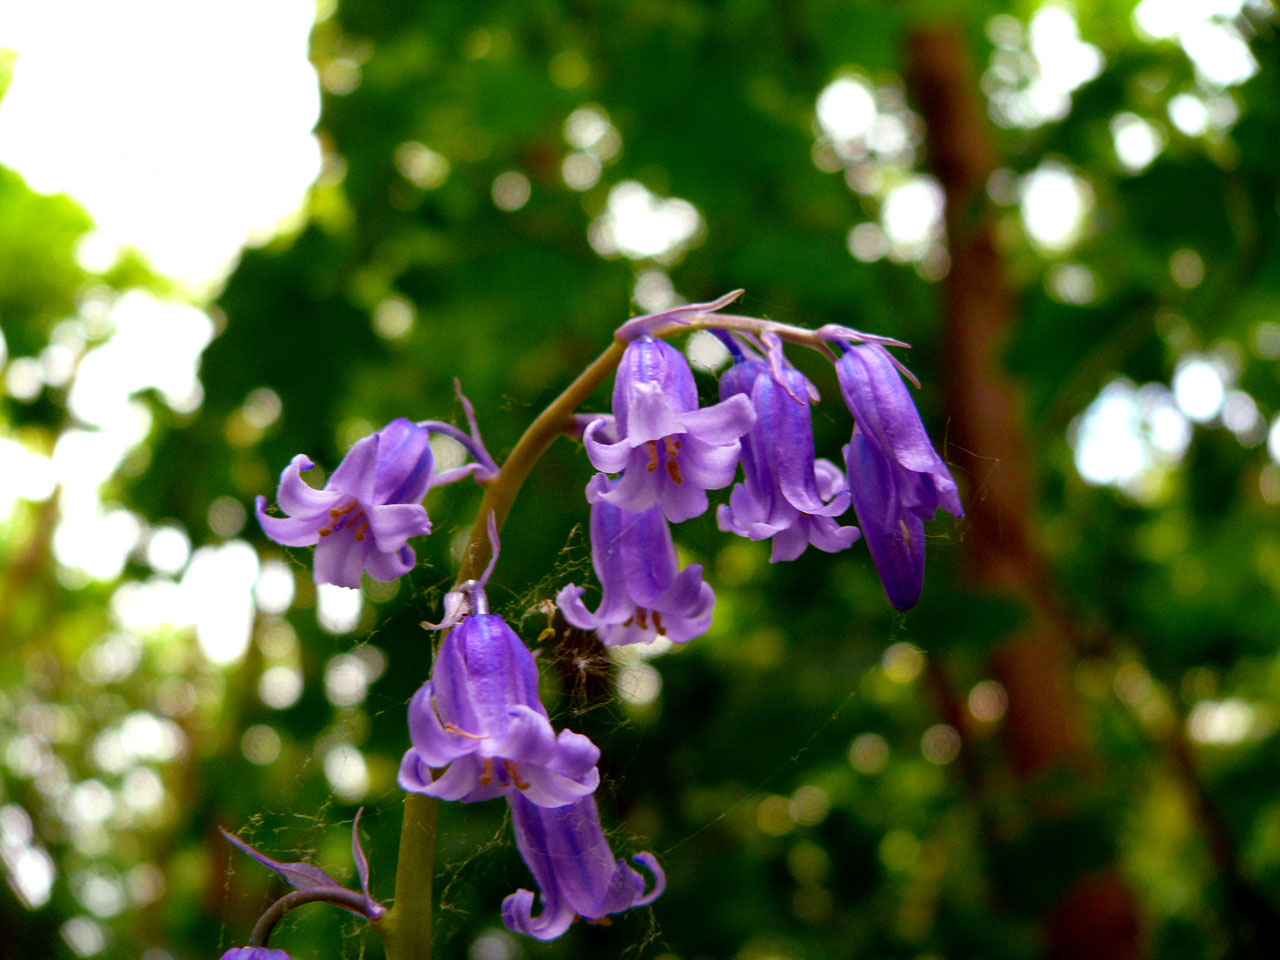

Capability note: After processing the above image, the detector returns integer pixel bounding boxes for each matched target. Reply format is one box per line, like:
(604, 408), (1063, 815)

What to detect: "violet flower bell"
(716, 341), (861, 562)
(219, 950), (291, 960)
(502, 792), (665, 941)
(835, 342), (963, 610)
(557, 483), (715, 646)
(584, 335), (756, 522)
(256, 418), (435, 588)
(399, 579), (601, 807)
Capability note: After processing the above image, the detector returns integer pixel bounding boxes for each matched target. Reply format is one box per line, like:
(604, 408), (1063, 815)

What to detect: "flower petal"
(519, 758), (600, 808)
(326, 433), (380, 502)
(276, 455), (344, 516)
(373, 418), (435, 504)
(422, 754), (510, 803)
(680, 393), (756, 445)
(256, 496), (326, 547)
(622, 381), (688, 445)
(613, 337), (698, 431)
(313, 534), (368, 588)
(406, 682), (470, 767)
(363, 544), (417, 582)
(631, 852), (666, 906)
(488, 705), (558, 767)
(678, 434), (743, 492)
(502, 887), (576, 942)
(838, 344), (958, 489)
(844, 431), (924, 611)
(583, 418), (636, 474)
(657, 474), (709, 523)
(593, 456), (664, 515)
(556, 583), (605, 631)
(367, 503), (431, 554)
(397, 749), (436, 794)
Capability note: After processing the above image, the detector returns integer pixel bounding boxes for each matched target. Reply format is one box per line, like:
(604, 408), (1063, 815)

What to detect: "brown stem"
(903, 21), (1141, 960)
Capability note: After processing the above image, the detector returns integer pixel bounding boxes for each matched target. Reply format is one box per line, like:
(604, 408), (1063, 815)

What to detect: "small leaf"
(352, 809), (371, 899)
(219, 827), (341, 892)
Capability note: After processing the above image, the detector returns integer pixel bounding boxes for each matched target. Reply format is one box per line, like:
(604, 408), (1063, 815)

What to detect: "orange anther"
(506, 760), (531, 791)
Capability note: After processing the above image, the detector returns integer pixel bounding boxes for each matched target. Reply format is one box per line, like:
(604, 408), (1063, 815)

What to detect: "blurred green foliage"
(2, 2), (1280, 959)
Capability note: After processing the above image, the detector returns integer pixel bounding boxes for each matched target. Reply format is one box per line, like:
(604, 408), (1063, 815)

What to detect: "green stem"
(454, 340), (626, 582)
(380, 339), (625, 960)
(251, 887), (379, 947)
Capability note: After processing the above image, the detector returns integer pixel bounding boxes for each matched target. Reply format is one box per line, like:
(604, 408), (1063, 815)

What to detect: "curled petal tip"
(632, 852), (666, 906)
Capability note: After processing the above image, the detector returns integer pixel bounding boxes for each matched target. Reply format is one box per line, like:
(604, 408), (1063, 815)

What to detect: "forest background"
(1, 1), (1279, 959)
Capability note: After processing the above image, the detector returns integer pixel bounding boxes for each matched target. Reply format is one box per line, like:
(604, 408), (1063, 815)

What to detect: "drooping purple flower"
(256, 418), (434, 587)
(835, 343), (962, 610)
(557, 482), (715, 646)
(219, 949), (291, 960)
(399, 581), (600, 807)
(716, 346), (860, 562)
(502, 793), (665, 941)
(584, 336), (756, 522)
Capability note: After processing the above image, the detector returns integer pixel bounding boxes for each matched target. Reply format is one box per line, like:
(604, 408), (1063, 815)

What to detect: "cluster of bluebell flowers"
(246, 291), (961, 952)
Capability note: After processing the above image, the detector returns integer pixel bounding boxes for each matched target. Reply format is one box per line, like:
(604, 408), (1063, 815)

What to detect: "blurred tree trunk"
(903, 22), (1144, 960)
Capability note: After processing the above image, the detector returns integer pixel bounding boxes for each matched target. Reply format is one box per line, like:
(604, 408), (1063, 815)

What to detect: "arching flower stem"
(250, 887), (382, 947)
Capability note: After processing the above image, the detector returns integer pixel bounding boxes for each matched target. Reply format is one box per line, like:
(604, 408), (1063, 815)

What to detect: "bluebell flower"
(717, 342), (860, 562)
(256, 418), (434, 587)
(835, 343), (962, 610)
(399, 581), (601, 807)
(219, 949), (291, 960)
(502, 793), (665, 941)
(557, 483), (715, 646)
(584, 336), (755, 522)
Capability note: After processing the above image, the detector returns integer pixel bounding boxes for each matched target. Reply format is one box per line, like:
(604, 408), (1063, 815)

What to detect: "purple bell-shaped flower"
(557, 481), (715, 646)
(835, 342), (963, 610)
(583, 336), (756, 522)
(256, 418), (434, 587)
(399, 580), (601, 807)
(502, 792), (665, 940)
(717, 342), (860, 562)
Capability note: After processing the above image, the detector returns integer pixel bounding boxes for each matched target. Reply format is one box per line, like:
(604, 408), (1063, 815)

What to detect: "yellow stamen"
(479, 758), (494, 786)
(646, 439), (659, 472)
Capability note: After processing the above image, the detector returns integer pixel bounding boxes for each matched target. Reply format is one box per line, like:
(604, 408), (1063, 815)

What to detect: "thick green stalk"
(380, 340), (625, 960)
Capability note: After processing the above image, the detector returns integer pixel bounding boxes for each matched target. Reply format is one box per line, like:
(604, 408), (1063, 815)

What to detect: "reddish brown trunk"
(903, 22), (1143, 960)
